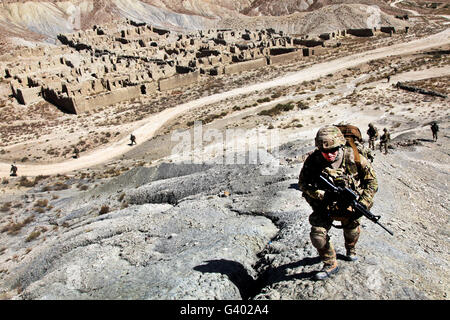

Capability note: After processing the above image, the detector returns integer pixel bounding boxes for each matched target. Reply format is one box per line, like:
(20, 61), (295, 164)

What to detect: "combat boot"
(314, 262), (339, 281)
(345, 249), (358, 262)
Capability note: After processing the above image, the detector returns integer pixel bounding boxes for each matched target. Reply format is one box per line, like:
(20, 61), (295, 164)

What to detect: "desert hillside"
(0, 0), (410, 48)
(0, 0), (448, 304)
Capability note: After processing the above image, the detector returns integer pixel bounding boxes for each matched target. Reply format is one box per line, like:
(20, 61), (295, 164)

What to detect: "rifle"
(319, 174), (394, 236)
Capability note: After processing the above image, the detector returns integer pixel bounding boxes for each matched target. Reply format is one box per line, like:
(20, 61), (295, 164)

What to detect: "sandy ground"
(0, 28), (449, 178)
(155, 65), (449, 166)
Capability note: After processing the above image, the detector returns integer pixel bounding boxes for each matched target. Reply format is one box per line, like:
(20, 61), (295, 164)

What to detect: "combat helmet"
(315, 125), (346, 150)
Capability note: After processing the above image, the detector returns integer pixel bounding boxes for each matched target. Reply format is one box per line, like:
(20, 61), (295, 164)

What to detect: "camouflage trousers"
(309, 211), (361, 266)
(379, 141), (388, 154)
(368, 137), (376, 150)
(432, 132), (438, 141)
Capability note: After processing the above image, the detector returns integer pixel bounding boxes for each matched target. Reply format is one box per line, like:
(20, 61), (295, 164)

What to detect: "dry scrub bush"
(99, 205), (110, 215)
(41, 181), (70, 192)
(78, 184), (89, 191)
(0, 202), (11, 212)
(258, 102), (294, 117)
(34, 199), (48, 208)
(25, 230), (41, 242)
(1, 216), (35, 235)
(18, 177), (35, 188)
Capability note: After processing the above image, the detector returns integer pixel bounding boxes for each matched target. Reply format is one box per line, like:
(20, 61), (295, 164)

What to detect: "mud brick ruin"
(1, 19), (407, 114)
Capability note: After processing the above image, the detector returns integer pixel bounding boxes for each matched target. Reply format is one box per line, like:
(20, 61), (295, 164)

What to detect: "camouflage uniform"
(73, 147), (80, 159)
(431, 122), (439, 141)
(298, 130), (378, 270)
(355, 140), (374, 163)
(10, 164), (18, 177)
(367, 123), (378, 151)
(130, 134), (137, 145)
(379, 128), (390, 154)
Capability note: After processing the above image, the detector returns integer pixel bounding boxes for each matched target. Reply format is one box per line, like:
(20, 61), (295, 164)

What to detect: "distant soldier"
(430, 122), (439, 142)
(10, 163), (18, 177)
(387, 75), (391, 83)
(130, 134), (136, 145)
(73, 147), (80, 159)
(367, 123), (378, 151)
(379, 128), (391, 154)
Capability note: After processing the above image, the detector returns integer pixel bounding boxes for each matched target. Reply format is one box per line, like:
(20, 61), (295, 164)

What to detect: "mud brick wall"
(140, 81), (158, 94)
(15, 86), (42, 105)
(269, 50), (302, 65)
(158, 71), (200, 91)
(302, 48), (315, 56)
(42, 88), (78, 113)
(380, 27), (396, 34)
(223, 58), (267, 75)
(346, 29), (374, 37)
(75, 86), (141, 113)
(293, 39), (324, 47)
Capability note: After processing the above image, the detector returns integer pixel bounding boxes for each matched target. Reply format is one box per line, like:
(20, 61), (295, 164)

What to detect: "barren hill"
(0, 0), (409, 49)
(242, 0), (403, 16)
(218, 3), (408, 35)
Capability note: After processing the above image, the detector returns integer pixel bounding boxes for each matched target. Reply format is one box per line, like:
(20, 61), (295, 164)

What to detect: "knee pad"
(310, 226), (328, 250)
(344, 226), (360, 247)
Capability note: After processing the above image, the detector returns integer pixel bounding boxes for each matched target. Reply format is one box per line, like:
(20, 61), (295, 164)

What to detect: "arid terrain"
(0, 0), (449, 302)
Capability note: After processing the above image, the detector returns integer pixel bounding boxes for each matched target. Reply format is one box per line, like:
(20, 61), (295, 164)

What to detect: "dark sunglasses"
(320, 147), (340, 153)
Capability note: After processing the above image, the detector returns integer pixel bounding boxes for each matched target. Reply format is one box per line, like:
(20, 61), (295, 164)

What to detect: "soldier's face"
(321, 147), (339, 162)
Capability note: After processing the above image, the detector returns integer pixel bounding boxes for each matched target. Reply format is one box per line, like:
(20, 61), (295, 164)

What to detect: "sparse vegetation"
(1, 216), (35, 235)
(25, 230), (41, 242)
(18, 177), (34, 188)
(99, 205), (110, 215)
(258, 102), (294, 117)
(257, 97), (271, 104)
(0, 202), (11, 212)
(297, 101), (309, 110)
(34, 199), (49, 208)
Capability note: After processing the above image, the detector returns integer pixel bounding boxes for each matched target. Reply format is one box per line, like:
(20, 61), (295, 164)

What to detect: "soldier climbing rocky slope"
(0, 123), (447, 299)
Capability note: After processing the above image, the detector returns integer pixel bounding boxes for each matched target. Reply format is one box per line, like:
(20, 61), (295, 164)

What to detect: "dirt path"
(0, 28), (449, 177)
(390, 0), (421, 17)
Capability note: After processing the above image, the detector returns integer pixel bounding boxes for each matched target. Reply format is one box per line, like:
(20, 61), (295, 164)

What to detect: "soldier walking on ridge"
(130, 134), (137, 145)
(367, 123), (378, 151)
(379, 128), (390, 154)
(73, 147), (80, 159)
(430, 122), (439, 142)
(298, 126), (378, 280)
(10, 163), (18, 177)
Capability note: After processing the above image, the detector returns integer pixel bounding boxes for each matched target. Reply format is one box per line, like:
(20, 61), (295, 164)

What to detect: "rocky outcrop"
(1, 162), (288, 299)
(395, 81), (448, 98)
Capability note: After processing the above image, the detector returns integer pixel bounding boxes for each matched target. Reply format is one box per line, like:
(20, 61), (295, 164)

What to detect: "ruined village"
(3, 19), (406, 114)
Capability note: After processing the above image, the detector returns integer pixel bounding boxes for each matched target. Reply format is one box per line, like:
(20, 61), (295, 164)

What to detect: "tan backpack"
(335, 124), (366, 173)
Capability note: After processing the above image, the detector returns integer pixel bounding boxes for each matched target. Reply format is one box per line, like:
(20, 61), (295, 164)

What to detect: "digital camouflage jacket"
(298, 146), (378, 216)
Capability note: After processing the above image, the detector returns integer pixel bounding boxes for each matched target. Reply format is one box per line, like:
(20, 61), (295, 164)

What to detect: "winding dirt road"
(1, 28), (449, 177)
